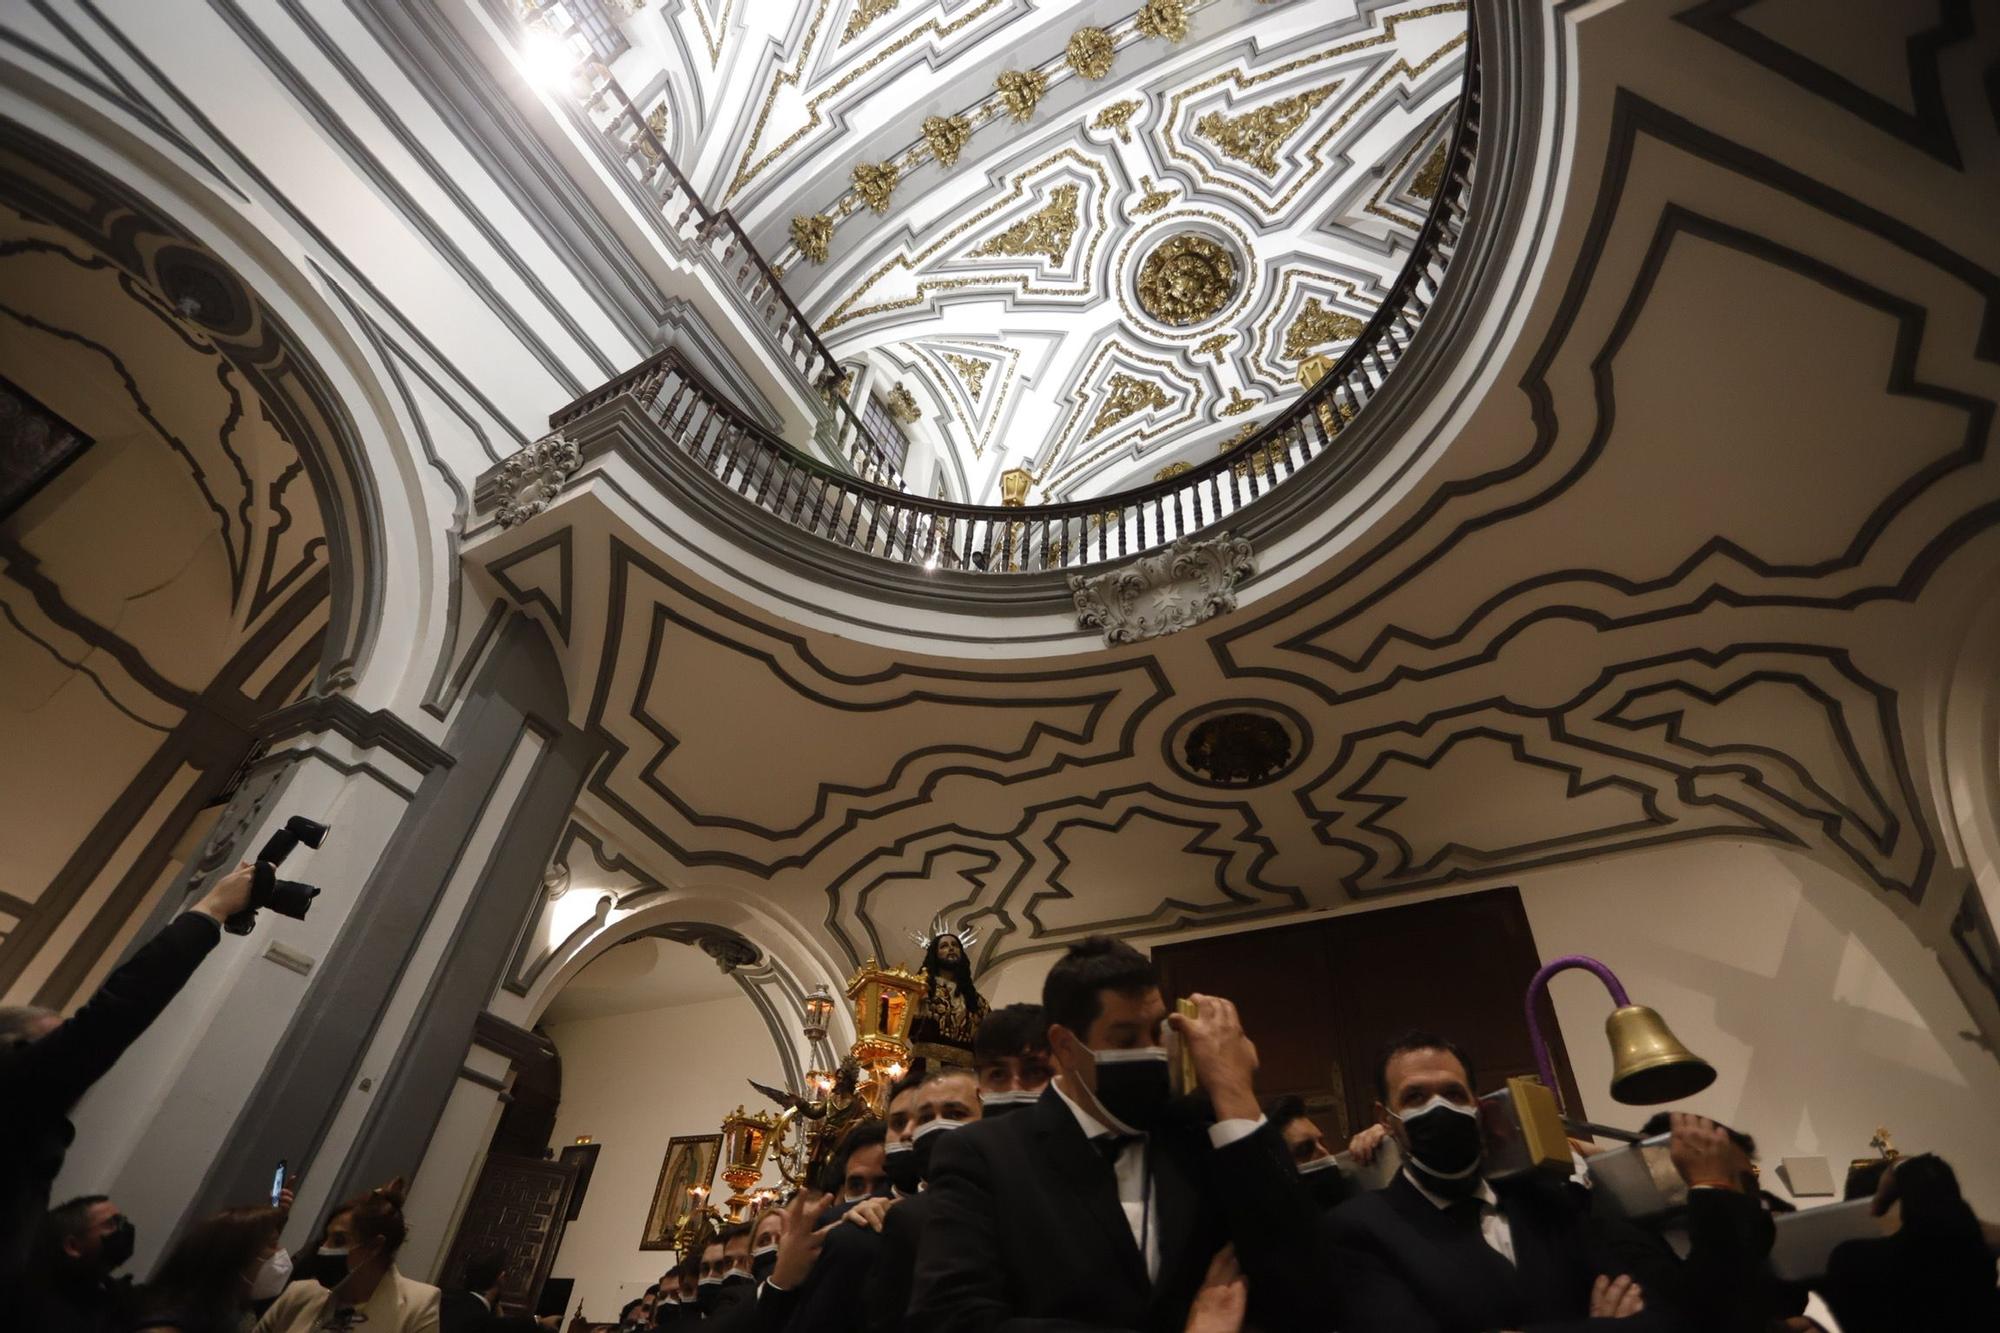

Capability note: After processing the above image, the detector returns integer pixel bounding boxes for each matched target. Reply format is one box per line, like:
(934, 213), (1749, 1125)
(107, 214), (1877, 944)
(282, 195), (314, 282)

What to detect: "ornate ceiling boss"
(1136, 231), (1238, 327)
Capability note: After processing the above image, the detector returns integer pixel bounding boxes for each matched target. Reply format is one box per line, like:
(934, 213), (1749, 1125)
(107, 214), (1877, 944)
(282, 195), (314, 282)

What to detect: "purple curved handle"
(1525, 955), (1630, 1103)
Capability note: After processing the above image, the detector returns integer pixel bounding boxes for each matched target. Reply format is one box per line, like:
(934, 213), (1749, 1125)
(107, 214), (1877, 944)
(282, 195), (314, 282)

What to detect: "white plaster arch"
(516, 884), (858, 1080)
(0, 69), (458, 720)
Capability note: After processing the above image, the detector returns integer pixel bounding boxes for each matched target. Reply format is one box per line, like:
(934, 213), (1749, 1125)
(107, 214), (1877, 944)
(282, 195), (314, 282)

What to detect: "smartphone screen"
(270, 1160), (288, 1207)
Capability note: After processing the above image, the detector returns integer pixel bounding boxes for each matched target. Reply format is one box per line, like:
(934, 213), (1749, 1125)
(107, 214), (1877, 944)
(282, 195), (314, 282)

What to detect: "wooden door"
(1154, 887), (1584, 1140)
(438, 1153), (577, 1317)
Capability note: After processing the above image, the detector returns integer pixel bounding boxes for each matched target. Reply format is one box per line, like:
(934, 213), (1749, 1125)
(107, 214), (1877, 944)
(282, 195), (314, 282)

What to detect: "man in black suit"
(30, 1193), (137, 1333)
(1322, 1031), (1680, 1332)
(439, 1246), (544, 1332)
(866, 1065), (984, 1331)
(907, 934), (1323, 1333)
(1267, 1096), (1352, 1215)
(0, 862), (256, 1304)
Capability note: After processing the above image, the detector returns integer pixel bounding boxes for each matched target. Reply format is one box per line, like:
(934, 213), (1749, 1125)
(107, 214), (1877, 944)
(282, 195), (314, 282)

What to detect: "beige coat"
(252, 1266), (441, 1333)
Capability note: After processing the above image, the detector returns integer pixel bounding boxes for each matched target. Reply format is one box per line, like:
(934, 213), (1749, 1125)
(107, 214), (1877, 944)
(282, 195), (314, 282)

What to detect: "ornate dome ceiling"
(626, 0), (1468, 503)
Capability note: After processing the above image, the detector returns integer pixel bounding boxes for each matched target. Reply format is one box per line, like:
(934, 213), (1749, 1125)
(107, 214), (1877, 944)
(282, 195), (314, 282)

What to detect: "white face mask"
(751, 1243), (779, 1258)
(248, 1248), (293, 1301)
(697, 1274), (723, 1288)
(1297, 1155), (1340, 1175)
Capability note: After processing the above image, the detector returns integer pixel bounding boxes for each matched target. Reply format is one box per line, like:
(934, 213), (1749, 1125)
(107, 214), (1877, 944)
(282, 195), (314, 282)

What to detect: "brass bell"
(1605, 1004), (1716, 1105)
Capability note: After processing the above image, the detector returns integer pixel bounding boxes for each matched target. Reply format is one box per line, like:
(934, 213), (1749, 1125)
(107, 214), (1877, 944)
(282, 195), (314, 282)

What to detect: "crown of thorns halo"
(911, 915), (978, 953)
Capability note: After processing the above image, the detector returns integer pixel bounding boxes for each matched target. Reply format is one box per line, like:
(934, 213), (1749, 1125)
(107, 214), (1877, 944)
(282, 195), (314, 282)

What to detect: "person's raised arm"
(15, 863), (255, 1109)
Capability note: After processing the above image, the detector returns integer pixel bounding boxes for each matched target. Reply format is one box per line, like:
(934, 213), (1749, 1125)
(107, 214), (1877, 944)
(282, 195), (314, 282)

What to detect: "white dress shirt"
(1051, 1076), (1265, 1283)
(1402, 1167), (1516, 1267)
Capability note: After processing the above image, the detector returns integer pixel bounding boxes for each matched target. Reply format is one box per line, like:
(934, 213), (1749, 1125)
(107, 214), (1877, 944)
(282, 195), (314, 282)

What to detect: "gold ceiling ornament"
(1221, 421), (1258, 448)
(842, 0), (899, 44)
(1131, 175), (1176, 215)
(818, 366), (855, 402)
(887, 382), (923, 422)
(1195, 81), (1340, 175)
(1136, 232), (1237, 327)
(639, 103), (670, 160)
(922, 113), (973, 167)
(1134, 0), (1189, 42)
(791, 213), (834, 264)
(1409, 138), (1449, 200)
(1283, 296), (1367, 359)
(1195, 331), (1234, 360)
(1219, 387), (1258, 416)
(1088, 373), (1172, 440)
(969, 182), (1081, 264)
(1154, 460), (1194, 481)
(1231, 437), (1290, 479)
(1066, 27), (1116, 80)
(1091, 99), (1142, 143)
(995, 68), (1047, 121)
(852, 160), (900, 213)
(944, 353), (990, 399)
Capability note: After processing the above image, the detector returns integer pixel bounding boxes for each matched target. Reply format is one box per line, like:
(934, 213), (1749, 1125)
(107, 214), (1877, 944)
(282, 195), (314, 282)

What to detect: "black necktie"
(1443, 1195), (1486, 1233)
(1094, 1132), (1143, 1166)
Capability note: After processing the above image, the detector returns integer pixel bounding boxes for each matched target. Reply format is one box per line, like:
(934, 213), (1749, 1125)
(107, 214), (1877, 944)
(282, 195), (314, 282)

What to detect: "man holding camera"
(0, 862), (259, 1302)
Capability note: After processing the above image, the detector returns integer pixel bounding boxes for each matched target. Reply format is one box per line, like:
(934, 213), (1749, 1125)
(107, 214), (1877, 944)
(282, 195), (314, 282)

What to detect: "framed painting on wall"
(640, 1133), (720, 1251)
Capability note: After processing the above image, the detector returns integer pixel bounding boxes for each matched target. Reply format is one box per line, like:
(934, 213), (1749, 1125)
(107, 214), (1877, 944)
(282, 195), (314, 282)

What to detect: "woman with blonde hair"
(254, 1179), (439, 1333)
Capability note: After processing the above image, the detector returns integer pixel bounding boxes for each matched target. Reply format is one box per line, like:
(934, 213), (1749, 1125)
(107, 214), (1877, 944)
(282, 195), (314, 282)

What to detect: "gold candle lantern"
(846, 959), (926, 1111)
(998, 465), (1033, 507)
(720, 1105), (777, 1219)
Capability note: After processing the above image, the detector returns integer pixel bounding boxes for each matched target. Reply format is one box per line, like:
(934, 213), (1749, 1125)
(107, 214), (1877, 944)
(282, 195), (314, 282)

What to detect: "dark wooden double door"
(1153, 887), (1584, 1140)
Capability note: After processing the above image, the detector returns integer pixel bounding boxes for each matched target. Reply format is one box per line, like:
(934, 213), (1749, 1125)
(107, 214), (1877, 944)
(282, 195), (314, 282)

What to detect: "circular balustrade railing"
(546, 24), (1480, 576)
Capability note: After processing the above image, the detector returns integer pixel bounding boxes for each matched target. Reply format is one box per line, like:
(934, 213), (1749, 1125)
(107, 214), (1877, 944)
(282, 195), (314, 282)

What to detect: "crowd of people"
(4, 883), (1996, 1332)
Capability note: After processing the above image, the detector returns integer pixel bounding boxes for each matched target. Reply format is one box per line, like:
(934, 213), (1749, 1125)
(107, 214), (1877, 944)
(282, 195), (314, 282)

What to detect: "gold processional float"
(673, 921), (987, 1253)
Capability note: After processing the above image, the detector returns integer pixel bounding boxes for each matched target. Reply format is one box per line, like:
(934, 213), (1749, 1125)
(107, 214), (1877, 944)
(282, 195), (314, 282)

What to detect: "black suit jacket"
(0, 912), (220, 1300)
(741, 1215), (879, 1333)
(1822, 1230), (2000, 1332)
(438, 1287), (542, 1333)
(1323, 1172), (1685, 1333)
(866, 1191), (933, 1333)
(907, 1086), (1321, 1333)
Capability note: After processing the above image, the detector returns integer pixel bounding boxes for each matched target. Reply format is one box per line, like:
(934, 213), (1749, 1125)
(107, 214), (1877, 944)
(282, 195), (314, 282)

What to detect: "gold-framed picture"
(640, 1133), (721, 1251)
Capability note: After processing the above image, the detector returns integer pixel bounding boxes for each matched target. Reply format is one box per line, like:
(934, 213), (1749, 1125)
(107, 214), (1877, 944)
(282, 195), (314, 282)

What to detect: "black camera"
(224, 815), (330, 936)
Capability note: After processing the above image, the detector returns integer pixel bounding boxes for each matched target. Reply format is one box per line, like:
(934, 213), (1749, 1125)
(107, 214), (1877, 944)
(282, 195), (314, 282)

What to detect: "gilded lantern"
(846, 959), (926, 1067)
(999, 466), (1034, 507)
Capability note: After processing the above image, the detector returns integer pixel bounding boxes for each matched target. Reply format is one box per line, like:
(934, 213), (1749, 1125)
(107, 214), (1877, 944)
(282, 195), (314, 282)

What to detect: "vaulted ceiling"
(477, 0), (2000, 1040)
(611, 0), (1468, 500)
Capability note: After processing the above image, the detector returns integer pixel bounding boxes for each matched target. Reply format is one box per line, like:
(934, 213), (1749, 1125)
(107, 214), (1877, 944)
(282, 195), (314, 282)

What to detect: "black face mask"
(695, 1280), (724, 1315)
(1397, 1098), (1484, 1192)
(751, 1248), (778, 1283)
(98, 1215), (136, 1272)
(1090, 1048), (1172, 1132)
(882, 1142), (922, 1194)
(301, 1247), (351, 1289)
(909, 1120), (963, 1184)
(1297, 1158), (1348, 1211)
(721, 1268), (753, 1288)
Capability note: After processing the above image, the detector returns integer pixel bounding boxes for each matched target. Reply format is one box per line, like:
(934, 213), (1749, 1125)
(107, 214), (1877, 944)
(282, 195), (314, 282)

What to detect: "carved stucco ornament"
(1066, 27), (1116, 80)
(996, 69), (1047, 121)
(495, 432), (582, 527)
(852, 160), (899, 213)
(1069, 532), (1255, 646)
(1134, 0), (1189, 43)
(791, 213), (833, 264)
(922, 113), (972, 167)
(1137, 232), (1236, 326)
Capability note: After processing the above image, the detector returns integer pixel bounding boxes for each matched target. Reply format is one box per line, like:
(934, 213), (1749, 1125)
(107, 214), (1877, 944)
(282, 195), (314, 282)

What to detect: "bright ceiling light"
(518, 28), (576, 92)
